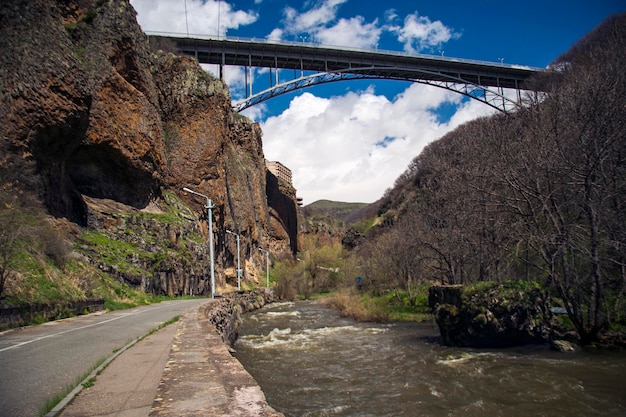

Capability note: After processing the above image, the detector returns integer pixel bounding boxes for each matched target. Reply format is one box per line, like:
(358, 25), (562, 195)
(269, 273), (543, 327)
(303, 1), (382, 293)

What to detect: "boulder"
(551, 339), (577, 352)
(429, 281), (553, 347)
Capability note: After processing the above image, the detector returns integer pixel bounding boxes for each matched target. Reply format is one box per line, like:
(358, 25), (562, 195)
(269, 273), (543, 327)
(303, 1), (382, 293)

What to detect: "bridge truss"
(148, 33), (543, 113)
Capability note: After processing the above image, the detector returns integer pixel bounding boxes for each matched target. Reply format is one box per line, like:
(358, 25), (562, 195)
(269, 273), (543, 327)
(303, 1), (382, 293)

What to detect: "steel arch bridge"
(147, 33), (544, 113)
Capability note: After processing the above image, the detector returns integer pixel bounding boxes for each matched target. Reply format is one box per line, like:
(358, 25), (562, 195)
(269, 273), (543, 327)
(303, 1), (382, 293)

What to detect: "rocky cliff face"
(0, 0), (298, 295)
(1, 0), (164, 224)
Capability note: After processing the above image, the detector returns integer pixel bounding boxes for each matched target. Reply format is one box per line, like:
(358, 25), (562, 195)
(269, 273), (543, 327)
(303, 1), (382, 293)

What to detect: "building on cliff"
(266, 160), (292, 185)
(266, 160), (303, 206)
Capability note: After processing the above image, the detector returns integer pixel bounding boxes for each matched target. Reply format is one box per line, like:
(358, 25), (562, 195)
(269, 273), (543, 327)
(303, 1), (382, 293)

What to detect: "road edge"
(43, 316), (180, 417)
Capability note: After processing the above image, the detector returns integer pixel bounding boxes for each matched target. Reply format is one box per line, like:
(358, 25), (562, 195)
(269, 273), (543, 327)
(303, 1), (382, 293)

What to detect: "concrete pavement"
(58, 322), (176, 417)
(54, 301), (282, 417)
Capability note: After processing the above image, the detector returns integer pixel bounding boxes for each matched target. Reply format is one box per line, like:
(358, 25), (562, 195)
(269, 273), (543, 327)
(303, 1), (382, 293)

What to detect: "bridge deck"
(148, 34), (541, 90)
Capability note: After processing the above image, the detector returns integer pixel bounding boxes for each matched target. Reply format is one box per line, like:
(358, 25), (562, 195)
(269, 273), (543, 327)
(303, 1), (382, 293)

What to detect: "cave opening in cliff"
(66, 143), (158, 211)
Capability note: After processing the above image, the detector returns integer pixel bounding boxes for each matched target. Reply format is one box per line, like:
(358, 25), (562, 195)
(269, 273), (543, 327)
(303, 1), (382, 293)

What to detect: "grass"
(322, 288), (389, 322)
(78, 230), (154, 277)
(39, 355), (108, 416)
(2, 191), (204, 326)
(81, 378), (95, 389)
(320, 285), (434, 323)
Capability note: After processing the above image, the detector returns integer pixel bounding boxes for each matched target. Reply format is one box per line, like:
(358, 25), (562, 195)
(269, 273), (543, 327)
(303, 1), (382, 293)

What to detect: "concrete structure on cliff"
(266, 160), (292, 185)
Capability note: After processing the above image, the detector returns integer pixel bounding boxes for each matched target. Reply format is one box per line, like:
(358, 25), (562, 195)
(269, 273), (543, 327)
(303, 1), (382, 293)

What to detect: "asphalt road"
(0, 298), (210, 417)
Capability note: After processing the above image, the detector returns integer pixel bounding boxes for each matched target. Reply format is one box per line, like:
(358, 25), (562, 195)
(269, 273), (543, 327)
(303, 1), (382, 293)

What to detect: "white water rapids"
(233, 301), (626, 417)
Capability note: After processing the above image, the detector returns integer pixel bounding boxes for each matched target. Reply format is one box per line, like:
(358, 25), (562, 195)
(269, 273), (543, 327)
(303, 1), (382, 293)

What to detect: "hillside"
(0, 0), (298, 307)
(302, 200), (368, 224)
(349, 13), (626, 344)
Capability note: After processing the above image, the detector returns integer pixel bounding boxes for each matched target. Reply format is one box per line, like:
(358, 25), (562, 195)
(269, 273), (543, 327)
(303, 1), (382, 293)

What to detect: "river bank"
(318, 286), (626, 351)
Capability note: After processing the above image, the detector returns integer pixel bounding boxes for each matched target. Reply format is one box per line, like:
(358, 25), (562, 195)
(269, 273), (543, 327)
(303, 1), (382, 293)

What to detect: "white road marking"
(0, 304), (165, 353)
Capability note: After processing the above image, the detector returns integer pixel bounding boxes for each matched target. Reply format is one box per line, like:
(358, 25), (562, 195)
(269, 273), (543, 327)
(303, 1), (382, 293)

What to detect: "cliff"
(0, 0), (298, 298)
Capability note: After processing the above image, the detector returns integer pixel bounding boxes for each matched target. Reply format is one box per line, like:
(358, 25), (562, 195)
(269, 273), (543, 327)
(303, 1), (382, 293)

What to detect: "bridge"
(147, 33), (544, 113)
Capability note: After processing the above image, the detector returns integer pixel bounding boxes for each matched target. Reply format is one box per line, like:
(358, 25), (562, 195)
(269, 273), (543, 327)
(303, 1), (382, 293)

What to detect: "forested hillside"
(349, 14), (626, 344)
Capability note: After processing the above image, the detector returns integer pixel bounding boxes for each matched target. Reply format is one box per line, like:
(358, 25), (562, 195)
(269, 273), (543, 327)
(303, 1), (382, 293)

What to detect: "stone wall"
(204, 288), (278, 347)
(151, 295), (283, 417)
(0, 299), (104, 331)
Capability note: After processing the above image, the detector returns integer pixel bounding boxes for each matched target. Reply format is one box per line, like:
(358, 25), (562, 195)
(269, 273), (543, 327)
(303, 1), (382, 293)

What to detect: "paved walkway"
(59, 323), (176, 417)
(55, 302), (282, 417)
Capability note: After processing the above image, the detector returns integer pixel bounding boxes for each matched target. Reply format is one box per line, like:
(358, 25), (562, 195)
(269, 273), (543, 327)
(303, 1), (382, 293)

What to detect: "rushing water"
(233, 300), (626, 417)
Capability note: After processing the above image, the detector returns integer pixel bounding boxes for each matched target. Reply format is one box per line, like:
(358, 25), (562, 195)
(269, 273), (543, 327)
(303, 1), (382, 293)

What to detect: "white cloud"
(315, 17), (381, 49)
(260, 84), (495, 204)
(394, 12), (459, 53)
(240, 103), (267, 121)
(274, 0), (381, 49)
(266, 28), (284, 42)
(282, 0), (347, 34)
(130, 0), (257, 36)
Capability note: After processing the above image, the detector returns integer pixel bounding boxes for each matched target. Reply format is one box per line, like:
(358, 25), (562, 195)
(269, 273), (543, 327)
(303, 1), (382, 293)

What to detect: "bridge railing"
(144, 31), (543, 72)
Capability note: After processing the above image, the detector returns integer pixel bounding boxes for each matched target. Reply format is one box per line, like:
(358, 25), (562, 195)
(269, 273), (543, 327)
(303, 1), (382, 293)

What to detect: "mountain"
(302, 200), (369, 225)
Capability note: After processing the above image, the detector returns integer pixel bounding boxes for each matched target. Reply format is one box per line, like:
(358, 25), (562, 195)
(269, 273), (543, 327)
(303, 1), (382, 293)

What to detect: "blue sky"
(131, 0), (625, 204)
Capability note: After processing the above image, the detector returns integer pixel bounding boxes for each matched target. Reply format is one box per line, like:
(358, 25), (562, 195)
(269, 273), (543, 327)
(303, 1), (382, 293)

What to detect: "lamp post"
(183, 187), (215, 299)
(226, 229), (241, 291)
(258, 247), (269, 288)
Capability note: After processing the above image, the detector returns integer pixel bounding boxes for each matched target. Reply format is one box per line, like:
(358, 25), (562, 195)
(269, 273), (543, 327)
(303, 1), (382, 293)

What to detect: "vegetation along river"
(234, 300), (626, 417)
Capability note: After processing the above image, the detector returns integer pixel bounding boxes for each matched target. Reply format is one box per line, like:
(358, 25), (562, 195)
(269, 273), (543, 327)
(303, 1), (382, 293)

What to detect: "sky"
(130, 0), (625, 205)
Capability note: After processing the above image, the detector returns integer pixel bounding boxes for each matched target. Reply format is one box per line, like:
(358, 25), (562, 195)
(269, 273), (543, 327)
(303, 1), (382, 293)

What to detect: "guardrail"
(144, 31), (543, 72)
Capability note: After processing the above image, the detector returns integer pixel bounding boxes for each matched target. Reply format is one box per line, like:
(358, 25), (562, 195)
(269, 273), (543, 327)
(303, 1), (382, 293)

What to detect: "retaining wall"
(0, 299), (104, 331)
(151, 289), (284, 416)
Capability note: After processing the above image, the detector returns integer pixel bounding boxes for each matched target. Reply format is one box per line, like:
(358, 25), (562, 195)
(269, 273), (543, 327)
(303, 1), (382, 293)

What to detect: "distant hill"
(302, 200), (370, 225)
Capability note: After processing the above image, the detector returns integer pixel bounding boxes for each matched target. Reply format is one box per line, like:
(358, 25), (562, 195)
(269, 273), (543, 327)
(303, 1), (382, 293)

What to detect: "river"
(233, 300), (626, 417)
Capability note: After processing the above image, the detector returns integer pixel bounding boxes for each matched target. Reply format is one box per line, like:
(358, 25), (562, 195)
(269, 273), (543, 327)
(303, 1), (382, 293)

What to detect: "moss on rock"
(429, 280), (553, 347)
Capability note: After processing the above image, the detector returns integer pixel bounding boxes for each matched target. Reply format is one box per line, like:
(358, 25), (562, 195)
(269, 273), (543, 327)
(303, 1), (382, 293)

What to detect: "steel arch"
(233, 67), (521, 113)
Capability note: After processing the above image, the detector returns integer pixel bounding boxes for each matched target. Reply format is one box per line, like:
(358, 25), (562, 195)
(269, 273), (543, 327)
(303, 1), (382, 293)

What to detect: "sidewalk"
(55, 302), (282, 417)
(58, 320), (178, 417)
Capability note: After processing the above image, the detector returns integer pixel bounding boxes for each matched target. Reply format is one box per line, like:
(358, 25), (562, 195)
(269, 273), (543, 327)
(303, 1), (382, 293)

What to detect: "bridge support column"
(248, 54), (253, 97)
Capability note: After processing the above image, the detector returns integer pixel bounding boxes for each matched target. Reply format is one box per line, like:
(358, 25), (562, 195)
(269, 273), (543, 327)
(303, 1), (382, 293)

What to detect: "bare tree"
(501, 14), (626, 343)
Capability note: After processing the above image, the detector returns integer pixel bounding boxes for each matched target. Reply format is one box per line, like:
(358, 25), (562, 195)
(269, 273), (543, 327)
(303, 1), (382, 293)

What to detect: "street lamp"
(258, 247), (269, 288)
(226, 229), (241, 291)
(182, 187), (215, 299)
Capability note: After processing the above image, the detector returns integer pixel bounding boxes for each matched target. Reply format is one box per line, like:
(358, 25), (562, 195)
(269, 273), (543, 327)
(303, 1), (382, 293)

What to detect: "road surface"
(0, 298), (210, 417)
